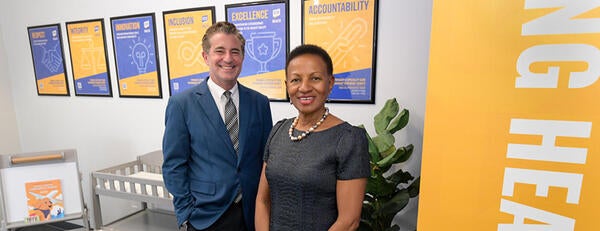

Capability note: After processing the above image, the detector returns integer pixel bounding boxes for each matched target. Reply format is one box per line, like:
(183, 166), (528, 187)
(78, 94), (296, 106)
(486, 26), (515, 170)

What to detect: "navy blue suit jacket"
(162, 79), (272, 231)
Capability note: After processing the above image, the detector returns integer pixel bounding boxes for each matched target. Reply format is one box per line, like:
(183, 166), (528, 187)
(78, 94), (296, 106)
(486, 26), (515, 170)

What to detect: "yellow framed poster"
(419, 1), (600, 230)
(163, 7), (215, 96)
(66, 19), (112, 97)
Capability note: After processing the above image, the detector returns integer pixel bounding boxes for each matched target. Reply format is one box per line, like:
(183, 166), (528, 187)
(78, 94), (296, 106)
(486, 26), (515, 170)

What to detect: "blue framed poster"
(27, 24), (70, 96)
(163, 7), (216, 96)
(110, 13), (162, 98)
(226, 0), (289, 101)
(302, 0), (378, 103)
(66, 19), (112, 97)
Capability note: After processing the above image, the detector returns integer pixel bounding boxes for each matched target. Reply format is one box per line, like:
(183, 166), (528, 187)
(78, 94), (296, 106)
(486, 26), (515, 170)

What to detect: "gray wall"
(0, 22), (21, 154)
(0, 0), (432, 229)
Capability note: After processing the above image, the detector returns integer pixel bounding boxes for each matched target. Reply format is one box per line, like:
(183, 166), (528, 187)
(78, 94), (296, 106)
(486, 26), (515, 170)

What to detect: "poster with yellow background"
(303, 0), (376, 102)
(163, 8), (214, 95)
(66, 19), (111, 96)
(419, 1), (600, 230)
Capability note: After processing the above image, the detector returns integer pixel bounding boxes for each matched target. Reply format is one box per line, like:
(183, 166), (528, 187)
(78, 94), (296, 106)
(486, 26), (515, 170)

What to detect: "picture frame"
(226, 0), (289, 101)
(27, 24), (70, 96)
(65, 19), (112, 97)
(163, 7), (216, 96)
(302, 0), (378, 103)
(110, 13), (162, 98)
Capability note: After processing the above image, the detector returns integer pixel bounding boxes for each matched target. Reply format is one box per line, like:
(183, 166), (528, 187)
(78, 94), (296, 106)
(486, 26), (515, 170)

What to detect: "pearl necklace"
(289, 107), (329, 141)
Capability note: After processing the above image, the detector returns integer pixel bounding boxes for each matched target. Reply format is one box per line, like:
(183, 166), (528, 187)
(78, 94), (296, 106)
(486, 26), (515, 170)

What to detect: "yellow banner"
(419, 1), (600, 230)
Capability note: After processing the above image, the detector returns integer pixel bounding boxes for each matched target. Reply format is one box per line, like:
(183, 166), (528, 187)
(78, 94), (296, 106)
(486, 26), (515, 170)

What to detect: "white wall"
(0, 22), (22, 154)
(0, 0), (431, 229)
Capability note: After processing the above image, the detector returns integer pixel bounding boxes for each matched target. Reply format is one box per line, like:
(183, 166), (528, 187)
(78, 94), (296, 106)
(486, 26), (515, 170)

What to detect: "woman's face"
(286, 54), (334, 117)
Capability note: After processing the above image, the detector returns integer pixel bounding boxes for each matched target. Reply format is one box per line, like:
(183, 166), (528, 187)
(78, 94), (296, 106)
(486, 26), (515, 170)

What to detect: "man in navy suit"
(162, 21), (273, 231)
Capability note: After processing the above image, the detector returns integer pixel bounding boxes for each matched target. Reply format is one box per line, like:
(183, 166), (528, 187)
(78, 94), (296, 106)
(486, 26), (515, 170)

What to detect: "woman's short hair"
(286, 44), (333, 76)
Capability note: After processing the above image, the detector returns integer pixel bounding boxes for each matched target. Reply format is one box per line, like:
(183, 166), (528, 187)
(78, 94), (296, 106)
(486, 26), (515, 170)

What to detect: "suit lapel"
(194, 81), (237, 159)
(237, 85), (252, 163)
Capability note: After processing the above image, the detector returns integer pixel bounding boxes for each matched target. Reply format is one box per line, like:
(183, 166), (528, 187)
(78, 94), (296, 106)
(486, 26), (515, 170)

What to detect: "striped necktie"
(224, 91), (239, 153)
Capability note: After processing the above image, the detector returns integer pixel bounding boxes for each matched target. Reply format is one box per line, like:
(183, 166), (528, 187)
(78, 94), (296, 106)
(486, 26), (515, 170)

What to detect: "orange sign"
(419, 1), (600, 230)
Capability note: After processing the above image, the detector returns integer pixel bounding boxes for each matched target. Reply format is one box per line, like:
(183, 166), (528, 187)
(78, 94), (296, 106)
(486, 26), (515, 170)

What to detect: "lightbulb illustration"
(131, 42), (150, 74)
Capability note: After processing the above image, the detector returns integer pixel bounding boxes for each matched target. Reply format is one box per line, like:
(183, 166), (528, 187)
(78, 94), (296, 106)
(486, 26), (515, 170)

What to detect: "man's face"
(203, 32), (244, 89)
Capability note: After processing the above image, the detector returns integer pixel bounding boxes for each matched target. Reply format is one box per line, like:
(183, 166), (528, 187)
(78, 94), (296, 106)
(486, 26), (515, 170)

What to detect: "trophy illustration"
(246, 32), (282, 74)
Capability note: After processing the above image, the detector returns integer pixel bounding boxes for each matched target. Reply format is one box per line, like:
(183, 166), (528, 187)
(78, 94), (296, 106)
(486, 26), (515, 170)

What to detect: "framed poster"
(27, 24), (70, 96)
(110, 13), (162, 98)
(163, 7), (215, 96)
(302, 0), (378, 103)
(226, 0), (289, 101)
(66, 19), (112, 97)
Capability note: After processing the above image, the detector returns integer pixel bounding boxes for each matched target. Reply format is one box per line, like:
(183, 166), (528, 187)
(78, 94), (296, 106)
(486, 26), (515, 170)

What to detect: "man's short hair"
(202, 21), (246, 54)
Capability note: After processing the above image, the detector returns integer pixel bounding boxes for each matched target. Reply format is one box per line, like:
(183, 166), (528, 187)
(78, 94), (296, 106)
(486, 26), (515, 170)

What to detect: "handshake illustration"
(41, 43), (63, 73)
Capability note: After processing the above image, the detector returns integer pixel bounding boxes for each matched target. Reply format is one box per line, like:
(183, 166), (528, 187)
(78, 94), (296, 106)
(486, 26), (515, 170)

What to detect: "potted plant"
(359, 98), (420, 231)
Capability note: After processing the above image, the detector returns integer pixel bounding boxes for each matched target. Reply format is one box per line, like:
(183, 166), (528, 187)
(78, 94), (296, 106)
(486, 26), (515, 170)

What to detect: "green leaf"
(362, 203), (375, 217)
(407, 177), (420, 198)
(367, 134), (381, 162)
(372, 133), (395, 158)
(376, 144), (413, 169)
(379, 215), (396, 230)
(392, 144), (414, 165)
(375, 150), (396, 169)
(380, 145), (396, 158)
(374, 98), (399, 135)
(377, 164), (393, 175)
(366, 174), (395, 197)
(386, 169), (414, 186)
(377, 189), (410, 217)
(387, 109), (409, 134)
(359, 125), (382, 162)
